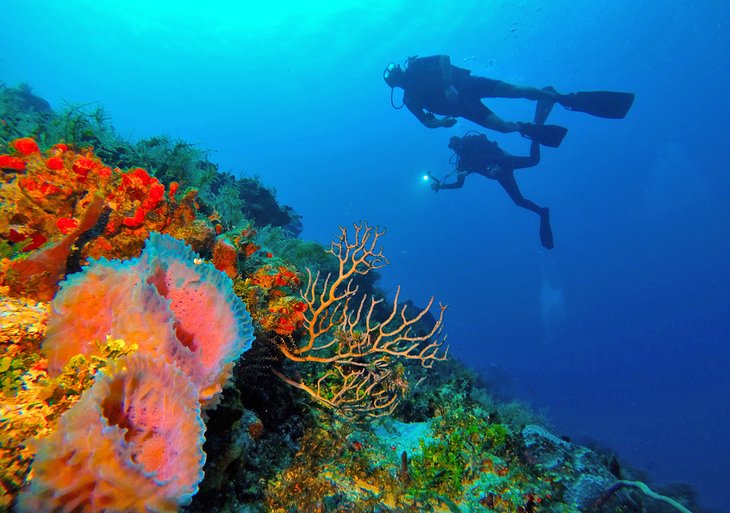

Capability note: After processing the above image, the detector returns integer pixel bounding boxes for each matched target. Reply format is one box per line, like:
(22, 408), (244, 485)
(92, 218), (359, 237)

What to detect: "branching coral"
(273, 223), (448, 417)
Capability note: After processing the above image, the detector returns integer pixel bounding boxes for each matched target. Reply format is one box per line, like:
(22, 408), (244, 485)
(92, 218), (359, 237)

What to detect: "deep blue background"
(2, 1), (728, 510)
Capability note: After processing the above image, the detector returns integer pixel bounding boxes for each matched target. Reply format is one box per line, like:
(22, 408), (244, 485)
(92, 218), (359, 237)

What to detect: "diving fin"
(518, 122), (568, 148)
(558, 90), (635, 119)
(539, 208), (554, 249)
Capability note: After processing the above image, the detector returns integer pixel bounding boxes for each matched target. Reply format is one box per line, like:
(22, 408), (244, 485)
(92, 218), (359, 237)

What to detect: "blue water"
(2, 1), (729, 510)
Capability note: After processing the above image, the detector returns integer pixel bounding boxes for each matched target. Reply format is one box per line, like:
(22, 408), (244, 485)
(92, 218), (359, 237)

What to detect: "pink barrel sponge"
(43, 257), (178, 375)
(16, 353), (206, 513)
(140, 232), (254, 406)
(42, 232), (254, 406)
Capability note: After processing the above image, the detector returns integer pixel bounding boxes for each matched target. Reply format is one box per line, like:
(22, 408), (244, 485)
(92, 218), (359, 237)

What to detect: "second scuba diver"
(429, 99), (557, 249)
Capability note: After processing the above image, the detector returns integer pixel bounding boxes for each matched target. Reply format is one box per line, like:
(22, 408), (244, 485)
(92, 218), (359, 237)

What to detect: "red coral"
(56, 217), (79, 235)
(22, 232), (47, 252)
(12, 137), (40, 155)
(7, 229), (26, 243)
(72, 157), (96, 178)
(0, 154), (26, 170)
(123, 207), (148, 227)
(51, 143), (68, 154)
(45, 156), (64, 170)
(142, 182), (165, 210)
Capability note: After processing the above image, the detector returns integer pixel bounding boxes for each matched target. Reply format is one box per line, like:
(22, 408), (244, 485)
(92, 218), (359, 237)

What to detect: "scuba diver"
(428, 99), (557, 249)
(383, 55), (634, 148)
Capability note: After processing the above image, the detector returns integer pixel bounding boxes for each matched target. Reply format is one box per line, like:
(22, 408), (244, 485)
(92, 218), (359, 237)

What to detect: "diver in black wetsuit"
(431, 133), (553, 249)
(383, 55), (634, 148)
(429, 100), (555, 249)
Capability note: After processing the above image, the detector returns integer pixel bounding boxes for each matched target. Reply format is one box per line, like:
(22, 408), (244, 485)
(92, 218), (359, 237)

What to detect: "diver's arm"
(434, 171), (468, 190)
(406, 100), (457, 128)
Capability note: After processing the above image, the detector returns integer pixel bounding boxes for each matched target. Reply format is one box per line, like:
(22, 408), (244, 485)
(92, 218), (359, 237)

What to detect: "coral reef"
(0, 136), (220, 300)
(14, 232), (254, 511)
(0, 87), (703, 513)
(0, 84), (302, 236)
(1, 323), (137, 508)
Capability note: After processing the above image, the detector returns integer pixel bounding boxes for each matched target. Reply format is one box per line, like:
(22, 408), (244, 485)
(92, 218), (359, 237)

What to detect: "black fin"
(519, 123), (568, 148)
(558, 91), (635, 119)
(540, 208), (554, 249)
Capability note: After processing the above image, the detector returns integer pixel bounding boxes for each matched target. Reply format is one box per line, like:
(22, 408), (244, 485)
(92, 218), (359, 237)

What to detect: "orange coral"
(43, 232), (254, 407)
(0, 137), (220, 297)
(45, 156), (64, 170)
(42, 255), (178, 376)
(212, 235), (239, 278)
(4, 195), (105, 301)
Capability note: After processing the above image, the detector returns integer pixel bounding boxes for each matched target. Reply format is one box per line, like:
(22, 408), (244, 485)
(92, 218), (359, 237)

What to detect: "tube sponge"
(16, 353), (206, 513)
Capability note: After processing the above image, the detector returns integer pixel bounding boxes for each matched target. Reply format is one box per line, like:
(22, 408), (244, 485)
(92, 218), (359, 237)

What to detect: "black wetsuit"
(403, 55), (502, 126)
(438, 134), (554, 249)
(446, 134), (542, 214)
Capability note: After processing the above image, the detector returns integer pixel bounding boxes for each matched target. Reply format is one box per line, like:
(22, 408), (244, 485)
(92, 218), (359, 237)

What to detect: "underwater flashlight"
(423, 171), (441, 185)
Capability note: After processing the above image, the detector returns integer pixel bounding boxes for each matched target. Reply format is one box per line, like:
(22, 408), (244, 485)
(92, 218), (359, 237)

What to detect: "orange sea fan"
(16, 353), (206, 513)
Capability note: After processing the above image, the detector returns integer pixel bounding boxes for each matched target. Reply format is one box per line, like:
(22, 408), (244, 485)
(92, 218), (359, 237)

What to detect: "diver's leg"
(499, 174), (553, 248)
(461, 97), (566, 147)
(461, 103), (521, 133)
(491, 81), (557, 102)
(498, 173), (542, 213)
